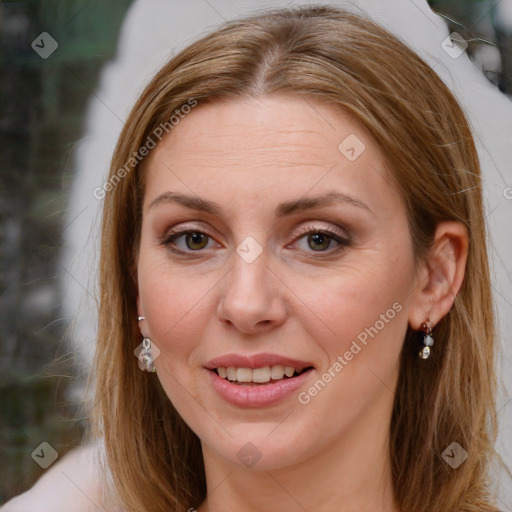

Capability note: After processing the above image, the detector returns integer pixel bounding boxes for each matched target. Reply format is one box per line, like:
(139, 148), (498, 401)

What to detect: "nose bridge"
(228, 234), (271, 304)
(217, 234), (287, 331)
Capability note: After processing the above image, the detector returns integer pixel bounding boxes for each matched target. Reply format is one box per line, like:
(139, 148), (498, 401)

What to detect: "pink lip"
(205, 352), (313, 370)
(207, 367), (314, 408)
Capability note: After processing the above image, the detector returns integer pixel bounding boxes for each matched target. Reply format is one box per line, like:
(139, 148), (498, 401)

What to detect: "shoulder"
(0, 442), (123, 512)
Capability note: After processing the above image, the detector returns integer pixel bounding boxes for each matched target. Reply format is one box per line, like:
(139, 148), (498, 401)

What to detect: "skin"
(136, 95), (468, 512)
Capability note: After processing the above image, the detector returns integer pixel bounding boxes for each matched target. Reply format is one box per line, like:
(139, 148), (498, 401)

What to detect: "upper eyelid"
(161, 223), (349, 250)
(162, 221), (348, 240)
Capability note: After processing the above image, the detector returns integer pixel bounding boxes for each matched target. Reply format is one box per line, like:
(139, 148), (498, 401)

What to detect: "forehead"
(141, 95), (398, 216)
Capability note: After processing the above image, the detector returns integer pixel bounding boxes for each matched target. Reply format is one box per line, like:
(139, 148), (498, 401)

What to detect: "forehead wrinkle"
(163, 141), (338, 167)
(161, 156), (335, 175)
(169, 124), (333, 149)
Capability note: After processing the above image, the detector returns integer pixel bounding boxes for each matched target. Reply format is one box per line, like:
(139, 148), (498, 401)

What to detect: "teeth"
(284, 366), (295, 378)
(270, 365), (284, 380)
(236, 368), (253, 382)
(253, 366), (271, 383)
(216, 365), (307, 383)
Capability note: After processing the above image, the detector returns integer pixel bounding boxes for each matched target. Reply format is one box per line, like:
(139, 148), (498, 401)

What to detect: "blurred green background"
(0, 0), (134, 500)
(0, 0), (510, 503)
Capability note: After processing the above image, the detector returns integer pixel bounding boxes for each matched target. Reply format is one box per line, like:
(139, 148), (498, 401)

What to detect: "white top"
(0, 444), (123, 512)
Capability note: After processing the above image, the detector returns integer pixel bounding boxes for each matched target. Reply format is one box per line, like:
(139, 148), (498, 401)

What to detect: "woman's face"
(137, 95), (422, 470)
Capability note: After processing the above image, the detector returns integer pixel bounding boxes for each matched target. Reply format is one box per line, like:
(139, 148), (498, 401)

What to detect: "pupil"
(309, 233), (329, 251)
(187, 232), (207, 250)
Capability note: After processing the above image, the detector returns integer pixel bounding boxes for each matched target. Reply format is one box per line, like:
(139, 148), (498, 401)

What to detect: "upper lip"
(205, 352), (314, 370)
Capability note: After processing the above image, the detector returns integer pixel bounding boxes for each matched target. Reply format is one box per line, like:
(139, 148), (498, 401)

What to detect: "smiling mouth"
(212, 365), (313, 385)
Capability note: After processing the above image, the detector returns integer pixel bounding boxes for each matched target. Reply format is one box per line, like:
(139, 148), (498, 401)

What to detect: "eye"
(292, 224), (350, 254)
(160, 224), (351, 255)
(161, 229), (215, 253)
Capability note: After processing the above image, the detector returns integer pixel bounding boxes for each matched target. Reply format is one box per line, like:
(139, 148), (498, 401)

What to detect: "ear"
(408, 221), (468, 329)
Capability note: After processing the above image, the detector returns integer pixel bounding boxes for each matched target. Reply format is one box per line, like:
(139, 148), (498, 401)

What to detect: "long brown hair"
(88, 5), (503, 511)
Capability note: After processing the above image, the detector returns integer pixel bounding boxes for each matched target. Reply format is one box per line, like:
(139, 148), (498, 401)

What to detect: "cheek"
(288, 252), (412, 434)
(295, 248), (413, 360)
(137, 252), (217, 358)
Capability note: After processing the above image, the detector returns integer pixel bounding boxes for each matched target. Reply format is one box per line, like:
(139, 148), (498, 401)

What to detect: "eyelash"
(160, 224), (350, 256)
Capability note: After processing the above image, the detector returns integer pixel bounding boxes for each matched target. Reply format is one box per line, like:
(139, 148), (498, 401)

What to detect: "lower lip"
(207, 368), (313, 408)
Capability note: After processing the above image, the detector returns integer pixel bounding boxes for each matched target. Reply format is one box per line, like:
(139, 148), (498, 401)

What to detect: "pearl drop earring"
(419, 318), (434, 359)
(136, 315), (156, 373)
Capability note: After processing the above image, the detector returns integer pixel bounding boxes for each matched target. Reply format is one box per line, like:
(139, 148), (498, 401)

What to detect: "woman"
(2, 4), (505, 512)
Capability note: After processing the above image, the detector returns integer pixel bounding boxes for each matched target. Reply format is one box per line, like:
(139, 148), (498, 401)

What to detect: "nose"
(216, 240), (288, 335)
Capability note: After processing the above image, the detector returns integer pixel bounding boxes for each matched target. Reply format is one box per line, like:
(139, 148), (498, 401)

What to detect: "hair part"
(88, 5), (503, 511)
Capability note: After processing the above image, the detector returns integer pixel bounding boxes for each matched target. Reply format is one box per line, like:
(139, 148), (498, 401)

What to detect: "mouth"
(205, 353), (315, 406)
(211, 365), (314, 385)
(205, 354), (315, 407)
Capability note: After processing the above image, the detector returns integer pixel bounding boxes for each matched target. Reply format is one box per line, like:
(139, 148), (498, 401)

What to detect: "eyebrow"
(148, 191), (373, 217)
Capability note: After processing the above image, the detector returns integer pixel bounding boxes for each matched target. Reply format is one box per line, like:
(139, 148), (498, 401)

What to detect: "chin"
(202, 426), (319, 471)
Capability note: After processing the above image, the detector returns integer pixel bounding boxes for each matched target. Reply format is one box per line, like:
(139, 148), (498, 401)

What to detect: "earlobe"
(409, 221), (468, 329)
